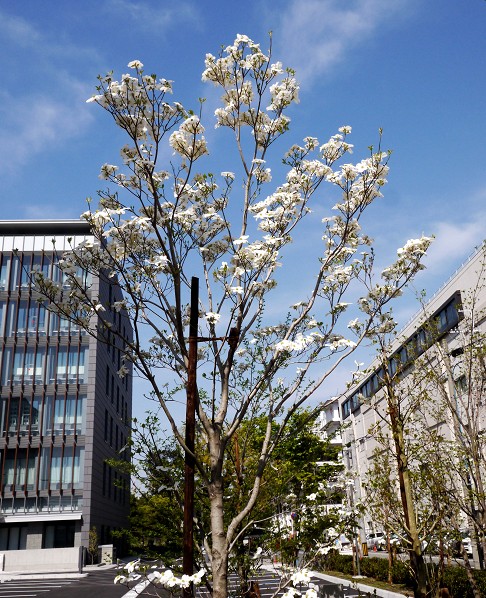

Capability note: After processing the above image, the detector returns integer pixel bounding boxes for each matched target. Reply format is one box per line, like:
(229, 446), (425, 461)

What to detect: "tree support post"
(183, 276), (198, 598)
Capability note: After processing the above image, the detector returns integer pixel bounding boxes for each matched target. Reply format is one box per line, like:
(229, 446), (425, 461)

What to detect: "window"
(50, 447), (62, 488)
(0, 300), (5, 336)
(0, 255), (10, 290)
(13, 346), (25, 384)
(0, 525), (27, 550)
(41, 395), (54, 436)
(1, 347), (13, 385)
(73, 447), (84, 489)
(342, 400), (351, 419)
(9, 255), (20, 291)
(43, 523), (75, 549)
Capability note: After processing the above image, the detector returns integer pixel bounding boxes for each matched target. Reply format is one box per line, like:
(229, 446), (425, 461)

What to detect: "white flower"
(117, 365), (129, 378)
(125, 560), (140, 574)
(127, 60), (144, 69)
(252, 546), (263, 559)
(204, 312), (221, 323)
(93, 303), (105, 313)
(221, 171), (235, 180)
(291, 569), (311, 584)
(233, 235), (249, 246)
(113, 300), (126, 312)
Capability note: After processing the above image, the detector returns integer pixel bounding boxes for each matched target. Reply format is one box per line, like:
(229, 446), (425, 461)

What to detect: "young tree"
(88, 526), (99, 565)
(108, 418), (186, 562)
(362, 360), (456, 598)
(358, 251), (486, 598)
(417, 249), (486, 575)
(36, 35), (431, 598)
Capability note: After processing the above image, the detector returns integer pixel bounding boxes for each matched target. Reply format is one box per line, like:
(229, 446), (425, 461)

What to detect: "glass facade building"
(0, 221), (131, 553)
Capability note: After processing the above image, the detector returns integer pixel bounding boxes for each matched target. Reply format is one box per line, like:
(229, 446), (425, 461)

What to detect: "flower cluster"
(114, 561), (205, 590)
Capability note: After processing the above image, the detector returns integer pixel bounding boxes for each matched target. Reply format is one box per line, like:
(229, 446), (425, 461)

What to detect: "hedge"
(318, 551), (486, 597)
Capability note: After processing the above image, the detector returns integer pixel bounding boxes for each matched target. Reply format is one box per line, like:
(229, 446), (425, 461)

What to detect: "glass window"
(1, 346), (13, 385)
(41, 395), (54, 436)
(53, 398), (65, 435)
(7, 398), (19, 433)
(13, 346), (25, 384)
(32, 254), (50, 279)
(9, 255), (20, 291)
(15, 452), (27, 488)
(31, 397), (41, 434)
(26, 452), (37, 490)
(0, 300), (5, 336)
(39, 448), (50, 490)
(62, 448), (73, 487)
(27, 303), (47, 335)
(50, 447), (62, 489)
(20, 254), (32, 288)
(0, 255), (10, 290)
(75, 395), (86, 435)
(6, 300), (28, 336)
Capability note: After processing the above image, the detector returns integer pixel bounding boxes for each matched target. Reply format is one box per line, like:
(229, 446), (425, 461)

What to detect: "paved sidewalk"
(261, 563), (410, 598)
(310, 570), (410, 598)
(0, 563), (117, 582)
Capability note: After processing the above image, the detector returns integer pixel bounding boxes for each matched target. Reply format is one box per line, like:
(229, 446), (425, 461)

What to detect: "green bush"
(319, 550), (354, 575)
(441, 567), (486, 598)
(359, 556), (388, 581)
(319, 551), (486, 597)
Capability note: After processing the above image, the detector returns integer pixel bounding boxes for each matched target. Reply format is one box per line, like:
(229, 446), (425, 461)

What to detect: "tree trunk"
(208, 424), (229, 598)
(461, 543), (482, 598)
(386, 380), (428, 598)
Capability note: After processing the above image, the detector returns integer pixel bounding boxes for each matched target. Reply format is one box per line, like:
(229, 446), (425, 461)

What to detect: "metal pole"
(183, 276), (198, 598)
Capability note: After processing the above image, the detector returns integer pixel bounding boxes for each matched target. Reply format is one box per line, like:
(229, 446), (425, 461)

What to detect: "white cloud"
(270, 0), (414, 86)
(422, 219), (485, 275)
(0, 91), (93, 176)
(105, 0), (200, 31)
(0, 10), (42, 47)
(0, 9), (99, 175)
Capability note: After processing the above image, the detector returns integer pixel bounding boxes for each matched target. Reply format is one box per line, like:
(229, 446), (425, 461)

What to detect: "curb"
(261, 564), (409, 598)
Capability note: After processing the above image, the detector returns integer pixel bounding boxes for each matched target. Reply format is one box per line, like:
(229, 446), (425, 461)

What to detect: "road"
(0, 567), (387, 598)
(0, 569), (127, 598)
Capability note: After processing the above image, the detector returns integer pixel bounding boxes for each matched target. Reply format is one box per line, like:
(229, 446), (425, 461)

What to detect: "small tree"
(358, 249), (486, 598)
(36, 35), (431, 598)
(420, 252), (486, 569)
(88, 526), (99, 565)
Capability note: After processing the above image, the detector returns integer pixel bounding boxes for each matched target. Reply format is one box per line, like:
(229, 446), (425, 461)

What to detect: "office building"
(0, 220), (131, 554)
(337, 244), (486, 539)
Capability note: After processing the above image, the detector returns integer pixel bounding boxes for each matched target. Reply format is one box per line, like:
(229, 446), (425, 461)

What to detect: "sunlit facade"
(0, 220), (131, 554)
(337, 245), (486, 552)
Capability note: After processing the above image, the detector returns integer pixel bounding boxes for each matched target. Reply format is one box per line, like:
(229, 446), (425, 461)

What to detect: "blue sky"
(1, 0), (485, 414)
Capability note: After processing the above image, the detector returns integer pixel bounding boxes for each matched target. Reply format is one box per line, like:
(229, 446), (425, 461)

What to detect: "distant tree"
(36, 34), (431, 598)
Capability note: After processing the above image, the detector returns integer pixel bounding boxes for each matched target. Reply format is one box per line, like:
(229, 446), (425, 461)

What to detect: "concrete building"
(0, 220), (131, 556)
(337, 244), (486, 541)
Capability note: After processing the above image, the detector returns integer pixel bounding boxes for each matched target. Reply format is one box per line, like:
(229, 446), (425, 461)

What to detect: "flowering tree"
(36, 35), (431, 598)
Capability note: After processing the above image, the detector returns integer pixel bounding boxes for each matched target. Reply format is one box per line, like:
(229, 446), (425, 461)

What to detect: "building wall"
(337, 245), (486, 536)
(0, 221), (132, 554)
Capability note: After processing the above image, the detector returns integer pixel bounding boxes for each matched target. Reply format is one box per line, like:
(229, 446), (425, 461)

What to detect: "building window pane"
(0, 256), (10, 290)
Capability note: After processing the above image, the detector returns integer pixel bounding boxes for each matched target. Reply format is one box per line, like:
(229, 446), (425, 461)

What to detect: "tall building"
(0, 220), (132, 555)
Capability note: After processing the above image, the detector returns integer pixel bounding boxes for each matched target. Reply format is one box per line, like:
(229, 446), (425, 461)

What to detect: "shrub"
(441, 567), (486, 598)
